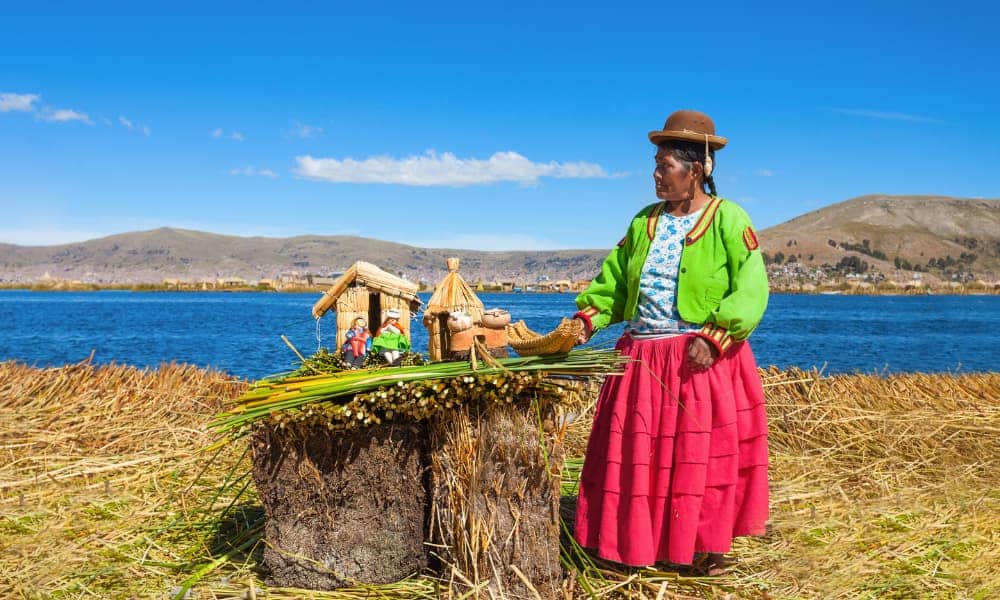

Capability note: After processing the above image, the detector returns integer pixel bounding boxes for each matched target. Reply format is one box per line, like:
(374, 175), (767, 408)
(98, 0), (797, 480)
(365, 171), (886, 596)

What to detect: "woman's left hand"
(687, 336), (719, 372)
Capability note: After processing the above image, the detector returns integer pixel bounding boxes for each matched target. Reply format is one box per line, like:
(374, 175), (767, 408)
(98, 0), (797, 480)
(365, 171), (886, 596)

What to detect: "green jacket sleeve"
(698, 204), (769, 352)
(573, 229), (631, 336)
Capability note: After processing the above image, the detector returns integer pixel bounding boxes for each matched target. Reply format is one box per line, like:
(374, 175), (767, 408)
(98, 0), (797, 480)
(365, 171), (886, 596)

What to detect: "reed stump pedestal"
(250, 422), (429, 590)
(249, 394), (565, 597)
(429, 398), (565, 599)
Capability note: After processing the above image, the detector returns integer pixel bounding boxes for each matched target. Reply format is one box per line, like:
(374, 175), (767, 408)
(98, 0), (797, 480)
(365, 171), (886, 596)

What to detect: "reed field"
(1, 359), (997, 599)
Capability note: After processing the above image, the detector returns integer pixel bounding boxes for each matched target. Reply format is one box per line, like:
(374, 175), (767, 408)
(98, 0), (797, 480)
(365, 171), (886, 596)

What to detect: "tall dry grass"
(1, 359), (997, 598)
(0, 360), (247, 597)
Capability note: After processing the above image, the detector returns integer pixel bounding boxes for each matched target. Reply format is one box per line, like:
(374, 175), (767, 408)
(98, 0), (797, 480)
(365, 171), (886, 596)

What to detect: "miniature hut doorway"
(367, 292), (382, 337)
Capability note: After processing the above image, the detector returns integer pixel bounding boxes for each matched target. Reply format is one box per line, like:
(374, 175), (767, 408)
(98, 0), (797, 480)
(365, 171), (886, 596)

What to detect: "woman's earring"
(703, 134), (713, 177)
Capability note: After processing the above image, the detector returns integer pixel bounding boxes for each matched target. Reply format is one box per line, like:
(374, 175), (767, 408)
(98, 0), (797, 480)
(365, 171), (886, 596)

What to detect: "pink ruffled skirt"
(574, 333), (769, 566)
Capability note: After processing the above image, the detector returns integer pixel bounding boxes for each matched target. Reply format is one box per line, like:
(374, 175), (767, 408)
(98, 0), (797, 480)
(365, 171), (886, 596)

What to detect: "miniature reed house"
(312, 261), (421, 351)
(423, 258), (508, 361)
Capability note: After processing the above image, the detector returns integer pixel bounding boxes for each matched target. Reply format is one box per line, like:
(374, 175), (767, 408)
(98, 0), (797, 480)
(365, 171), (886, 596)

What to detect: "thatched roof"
(424, 258), (484, 318)
(312, 261), (420, 318)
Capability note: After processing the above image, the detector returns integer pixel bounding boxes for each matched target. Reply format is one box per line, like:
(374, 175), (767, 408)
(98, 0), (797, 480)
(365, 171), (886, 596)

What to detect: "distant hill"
(2, 195), (997, 285)
(759, 195), (1000, 279)
(0, 228), (607, 284)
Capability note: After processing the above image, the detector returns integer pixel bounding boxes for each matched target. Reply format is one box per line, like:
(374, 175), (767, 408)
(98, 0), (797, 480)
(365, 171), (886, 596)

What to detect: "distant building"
(216, 276), (246, 288)
(309, 275), (338, 288)
(552, 279), (572, 293)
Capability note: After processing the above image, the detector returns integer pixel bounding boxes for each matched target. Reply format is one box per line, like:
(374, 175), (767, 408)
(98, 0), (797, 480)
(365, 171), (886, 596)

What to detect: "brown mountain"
(759, 195), (1000, 279)
(0, 228), (607, 284)
(2, 195), (997, 285)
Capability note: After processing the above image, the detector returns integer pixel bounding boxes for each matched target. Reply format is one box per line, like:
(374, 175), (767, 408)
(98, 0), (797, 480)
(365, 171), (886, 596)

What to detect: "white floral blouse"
(626, 208), (704, 337)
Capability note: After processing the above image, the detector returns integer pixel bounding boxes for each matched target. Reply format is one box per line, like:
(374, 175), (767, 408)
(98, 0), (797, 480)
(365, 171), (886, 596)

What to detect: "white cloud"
(212, 128), (244, 141)
(755, 168), (775, 177)
(3, 94), (147, 135)
(230, 166), (278, 179)
(294, 150), (613, 187)
(832, 108), (941, 123)
(40, 108), (92, 124)
(289, 121), (323, 139)
(118, 115), (151, 135)
(0, 92), (40, 112)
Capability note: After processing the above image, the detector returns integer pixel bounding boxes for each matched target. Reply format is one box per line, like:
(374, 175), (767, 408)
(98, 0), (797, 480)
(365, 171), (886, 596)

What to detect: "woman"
(571, 110), (769, 574)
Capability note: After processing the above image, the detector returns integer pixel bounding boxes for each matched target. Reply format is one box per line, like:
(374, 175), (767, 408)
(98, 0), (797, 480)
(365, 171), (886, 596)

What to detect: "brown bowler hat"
(648, 109), (728, 149)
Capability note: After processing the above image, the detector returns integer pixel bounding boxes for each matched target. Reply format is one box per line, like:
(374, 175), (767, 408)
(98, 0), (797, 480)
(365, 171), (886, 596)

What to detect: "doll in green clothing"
(371, 308), (410, 366)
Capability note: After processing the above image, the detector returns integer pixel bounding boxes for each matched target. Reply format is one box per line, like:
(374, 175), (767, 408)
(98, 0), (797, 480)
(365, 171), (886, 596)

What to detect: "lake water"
(0, 291), (997, 378)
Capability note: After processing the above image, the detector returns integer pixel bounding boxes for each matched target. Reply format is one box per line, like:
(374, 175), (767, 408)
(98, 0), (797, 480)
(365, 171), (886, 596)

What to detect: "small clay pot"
(481, 308), (511, 329)
(447, 311), (474, 332)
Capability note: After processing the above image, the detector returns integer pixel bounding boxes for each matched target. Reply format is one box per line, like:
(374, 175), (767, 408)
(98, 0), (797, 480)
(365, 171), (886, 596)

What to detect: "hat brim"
(648, 130), (728, 149)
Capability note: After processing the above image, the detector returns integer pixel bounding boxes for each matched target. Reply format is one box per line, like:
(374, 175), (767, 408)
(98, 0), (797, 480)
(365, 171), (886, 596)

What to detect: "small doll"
(371, 308), (410, 365)
(342, 317), (371, 369)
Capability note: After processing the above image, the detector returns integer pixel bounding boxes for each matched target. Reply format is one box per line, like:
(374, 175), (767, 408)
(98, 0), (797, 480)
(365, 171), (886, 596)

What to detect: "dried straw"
(0, 359), (247, 598)
(558, 367), (1000, 598)
(2, 360), (997, 598)
(428, 395), (565, 599)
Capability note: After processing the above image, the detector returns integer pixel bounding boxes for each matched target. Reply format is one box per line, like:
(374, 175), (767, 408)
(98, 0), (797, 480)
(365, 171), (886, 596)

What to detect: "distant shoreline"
(1, 283), (997, 297)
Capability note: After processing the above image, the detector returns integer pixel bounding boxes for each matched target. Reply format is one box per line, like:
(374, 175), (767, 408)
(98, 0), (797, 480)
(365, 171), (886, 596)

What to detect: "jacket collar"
(646, 196), (723, 244)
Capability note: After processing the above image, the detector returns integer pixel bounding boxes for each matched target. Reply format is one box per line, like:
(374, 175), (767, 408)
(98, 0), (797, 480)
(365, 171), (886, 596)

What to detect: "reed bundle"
(210, 349), (628, 440)
(429, 395), (566, 599)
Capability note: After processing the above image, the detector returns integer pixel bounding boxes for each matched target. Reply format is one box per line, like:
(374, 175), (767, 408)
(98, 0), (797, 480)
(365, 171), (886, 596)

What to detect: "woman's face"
(653, 148), (695, 201)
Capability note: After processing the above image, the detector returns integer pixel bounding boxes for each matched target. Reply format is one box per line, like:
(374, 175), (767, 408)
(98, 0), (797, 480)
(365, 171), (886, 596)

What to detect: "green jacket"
(574, 197), (769, 353)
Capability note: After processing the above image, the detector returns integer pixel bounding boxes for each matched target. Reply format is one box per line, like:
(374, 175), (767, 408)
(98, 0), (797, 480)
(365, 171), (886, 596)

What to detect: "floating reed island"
(2, 359), (999, 598)
(2, 360), (998, 598)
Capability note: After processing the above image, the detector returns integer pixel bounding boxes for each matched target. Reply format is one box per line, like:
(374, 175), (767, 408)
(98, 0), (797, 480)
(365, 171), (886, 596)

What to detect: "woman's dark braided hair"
(658, 140), (717, 196)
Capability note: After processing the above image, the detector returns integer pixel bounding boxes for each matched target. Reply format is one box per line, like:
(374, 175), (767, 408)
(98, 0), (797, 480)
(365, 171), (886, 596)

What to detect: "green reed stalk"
(210, 349), (626, 437)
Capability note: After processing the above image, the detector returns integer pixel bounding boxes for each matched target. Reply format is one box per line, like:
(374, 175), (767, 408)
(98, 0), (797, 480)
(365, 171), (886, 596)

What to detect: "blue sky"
(1, 1), (997, 250)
